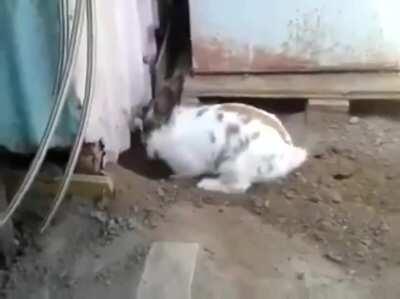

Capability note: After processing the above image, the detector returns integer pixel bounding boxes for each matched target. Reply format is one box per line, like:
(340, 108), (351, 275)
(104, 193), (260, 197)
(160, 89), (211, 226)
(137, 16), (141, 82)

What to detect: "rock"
(355, 250), (365, 258)
(360, 238), (372, 247)
(349, 116), (360, 124)
(131, 205), (140, 214)
(264, 200), (270, 209)
(107, 219), (117, 229)
(90, 211), (108, 224)
(296, 272), (305, 280)
(312, 232), (325, 243)
(322, 188), (343, 204)
(319, 220), (335, 232)
(332, 158), (357, 180)
(283, 190), (296, 200)
(157, 187), (166, 198)
(385, 172), (396, 180)
(347, 269), (356, 276)
(96, 196), (110, 210)
(127, 219), (135, 230)
(380, 220), (390, 232)
(254, 197), (264, 208)
(116, 217), (124, 225)
(144, 213), (158, 229)
(309, 195), (321, 203)
(324, 252), (344, 264)
(331, 194), (342, 204)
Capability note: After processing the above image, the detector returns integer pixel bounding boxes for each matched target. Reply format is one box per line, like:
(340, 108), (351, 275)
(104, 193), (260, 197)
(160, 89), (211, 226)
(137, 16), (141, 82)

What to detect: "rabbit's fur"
(140, 86), (307, 194)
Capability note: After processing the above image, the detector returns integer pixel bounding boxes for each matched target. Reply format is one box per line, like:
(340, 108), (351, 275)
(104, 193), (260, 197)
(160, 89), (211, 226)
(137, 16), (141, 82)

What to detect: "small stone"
(324, 252), (344, 264)
(127, 219), (135, 230)
(131, 205), (140, 214)
(309, 195), (321, 203)
(254, 207), (263, 215)
(157, 187), (166, 197)
(254, 197), (264, 208)
(296, 272), (305, 280)
(90, 211), (108, 224)
(355, 250), (365, 258)
(380, 220), (390, 232)
(106, 219), (119, 235)
(66, 279), (77, 288)
(349, 116), (360, 125)
(319, 220), (334, 232)
(96, 196), (110, 210)
(312, 231), (326, 244)
(330, 191), (343, 204)
(264, 200), (270, 209)
(333, 158), (356, 180)
(360, 238), (372, 247)
(375, 262), (384, 271)
(347, 269), (356, 276)
(283, 190), (296, 200)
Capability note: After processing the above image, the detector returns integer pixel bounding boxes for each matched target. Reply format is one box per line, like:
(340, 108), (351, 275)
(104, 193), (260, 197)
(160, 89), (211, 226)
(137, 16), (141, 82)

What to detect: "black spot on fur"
(209, 132), (216, 143)
(226, 123), (240, 136)
(232, 137), (250, 155)
(214, 148), (229, 170)
(217, 113), (224, 122)
(196, 107), (208, 117)
(261, 156), (275, 173)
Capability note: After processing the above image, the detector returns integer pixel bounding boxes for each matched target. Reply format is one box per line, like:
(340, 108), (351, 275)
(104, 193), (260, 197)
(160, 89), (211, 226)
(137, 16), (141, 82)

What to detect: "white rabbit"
(140, 85), (307, 194)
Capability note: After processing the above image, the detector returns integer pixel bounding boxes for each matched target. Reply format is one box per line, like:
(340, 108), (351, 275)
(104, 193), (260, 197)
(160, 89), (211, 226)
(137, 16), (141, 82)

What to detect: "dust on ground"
(2, 109), (400, 298)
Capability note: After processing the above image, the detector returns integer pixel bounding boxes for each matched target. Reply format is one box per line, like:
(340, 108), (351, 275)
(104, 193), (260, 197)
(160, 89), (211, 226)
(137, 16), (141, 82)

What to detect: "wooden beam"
(2, 172), (115, 201)
(183, 73), (400, 100)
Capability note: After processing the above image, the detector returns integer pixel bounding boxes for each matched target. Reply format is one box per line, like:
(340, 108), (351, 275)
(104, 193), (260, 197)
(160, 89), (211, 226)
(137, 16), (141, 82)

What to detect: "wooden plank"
(2, 173), (115, 201)
(308, 99), (349, 112)
(183, 73), (400, 100)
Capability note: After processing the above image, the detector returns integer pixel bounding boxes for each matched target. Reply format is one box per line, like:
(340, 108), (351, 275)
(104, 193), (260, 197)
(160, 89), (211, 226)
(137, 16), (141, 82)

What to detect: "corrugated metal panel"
(189, 0), (400, 73)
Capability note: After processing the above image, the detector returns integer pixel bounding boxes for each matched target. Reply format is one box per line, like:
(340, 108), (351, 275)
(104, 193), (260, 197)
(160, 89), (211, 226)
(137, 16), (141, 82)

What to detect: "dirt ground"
(2, 108), (400, 298)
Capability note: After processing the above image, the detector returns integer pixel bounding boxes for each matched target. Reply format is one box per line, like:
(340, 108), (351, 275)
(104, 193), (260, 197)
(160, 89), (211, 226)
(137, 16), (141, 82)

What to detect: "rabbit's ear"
(154, 86), (176, 119)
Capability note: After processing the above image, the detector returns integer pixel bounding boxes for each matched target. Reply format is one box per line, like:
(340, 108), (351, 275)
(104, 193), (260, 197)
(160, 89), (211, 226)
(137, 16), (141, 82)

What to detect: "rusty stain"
(192, 38), (400, 73)
(192, 38), (314, 73)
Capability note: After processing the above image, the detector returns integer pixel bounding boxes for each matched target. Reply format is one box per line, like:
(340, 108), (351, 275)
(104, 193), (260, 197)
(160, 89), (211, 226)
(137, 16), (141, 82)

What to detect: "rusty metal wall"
(189, 0), (400, 73)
